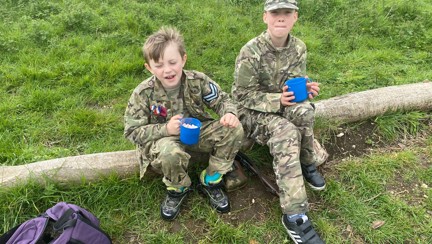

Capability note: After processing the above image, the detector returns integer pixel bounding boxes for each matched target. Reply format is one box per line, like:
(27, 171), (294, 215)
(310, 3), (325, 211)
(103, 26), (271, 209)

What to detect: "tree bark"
(1, 81), (431, 187)
(0, 150), (138, 187)
(314, 81), (432, 123)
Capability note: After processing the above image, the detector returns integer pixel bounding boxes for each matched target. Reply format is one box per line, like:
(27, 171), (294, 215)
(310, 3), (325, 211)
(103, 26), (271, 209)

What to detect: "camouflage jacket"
(232, 31), (307, 113)
(124, 70), (237, 146)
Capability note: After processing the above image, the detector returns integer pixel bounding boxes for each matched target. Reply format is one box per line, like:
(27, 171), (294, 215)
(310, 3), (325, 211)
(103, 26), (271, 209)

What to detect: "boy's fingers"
(220, 117), (227, 126)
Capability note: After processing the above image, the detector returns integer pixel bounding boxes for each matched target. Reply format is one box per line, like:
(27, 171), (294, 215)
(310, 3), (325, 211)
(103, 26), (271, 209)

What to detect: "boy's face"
(263, 8), (298, 41)
(145, 42), (187, 89)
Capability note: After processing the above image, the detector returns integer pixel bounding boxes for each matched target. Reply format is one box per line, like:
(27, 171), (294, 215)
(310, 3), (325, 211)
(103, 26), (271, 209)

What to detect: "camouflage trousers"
(146, 120), (243, 189)
(238, 102), (316, 214)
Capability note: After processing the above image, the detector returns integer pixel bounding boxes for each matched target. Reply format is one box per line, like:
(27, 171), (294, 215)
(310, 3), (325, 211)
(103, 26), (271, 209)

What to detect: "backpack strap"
(53, 208), (75, 231)
(52, 210), (112, 244)
(0, 224), (21, 243)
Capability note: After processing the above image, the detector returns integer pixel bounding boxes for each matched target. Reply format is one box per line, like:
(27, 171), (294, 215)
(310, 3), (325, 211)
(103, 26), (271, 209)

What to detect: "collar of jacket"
(262, 31), (293, 51)
(151, 72), (187, 101)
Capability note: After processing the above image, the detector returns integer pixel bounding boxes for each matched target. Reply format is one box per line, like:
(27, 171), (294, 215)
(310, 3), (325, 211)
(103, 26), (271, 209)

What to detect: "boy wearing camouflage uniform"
(232, 1), (325, 243)
(124, 26), (243, 220)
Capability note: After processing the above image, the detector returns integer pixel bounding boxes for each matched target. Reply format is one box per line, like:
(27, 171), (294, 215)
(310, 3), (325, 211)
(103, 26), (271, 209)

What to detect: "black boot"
(199, 170), (230, 213)
(301, 164), (326, 191)
(282, 214), (325, 244)
(160, 188), (190, 220)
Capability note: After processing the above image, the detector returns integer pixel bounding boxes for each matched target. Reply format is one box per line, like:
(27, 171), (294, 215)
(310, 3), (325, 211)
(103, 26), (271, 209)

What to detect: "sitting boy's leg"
(283, 102), (316, 164)
(198, 121), (244, 174)
(239, 112), (324, 242)
(192, 120), (244, 212)
(284, 103), (326, 190)
(313, 139), (329, 167)
(299, 134), (326, 190)
(266, 117), (324, 243)
(266, 118), (309, 214)
(149, 138), (191, 220)
(198, 169), (230, 213)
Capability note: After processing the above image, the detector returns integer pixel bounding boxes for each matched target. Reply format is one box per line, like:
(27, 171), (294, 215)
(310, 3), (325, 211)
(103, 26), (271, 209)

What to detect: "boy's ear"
(182, 54), (187, 66)
(144, 63), (153, 74)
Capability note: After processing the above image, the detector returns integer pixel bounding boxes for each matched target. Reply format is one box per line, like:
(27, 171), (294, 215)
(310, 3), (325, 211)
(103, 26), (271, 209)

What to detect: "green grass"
(317, 149), (432, 243)
(1, 0), (432, 243)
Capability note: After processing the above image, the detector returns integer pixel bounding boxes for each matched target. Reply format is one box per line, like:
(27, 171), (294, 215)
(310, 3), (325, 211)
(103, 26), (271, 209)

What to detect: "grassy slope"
(1, 0), (431, 243)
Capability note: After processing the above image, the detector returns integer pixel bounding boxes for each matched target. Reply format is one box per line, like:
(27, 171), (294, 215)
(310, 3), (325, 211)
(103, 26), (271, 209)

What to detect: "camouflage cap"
(264, 0), (299, 11)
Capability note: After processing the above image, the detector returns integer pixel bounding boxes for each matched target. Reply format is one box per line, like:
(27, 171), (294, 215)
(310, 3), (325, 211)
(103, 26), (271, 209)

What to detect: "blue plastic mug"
(285, 77), (310, 103)
(180, 118), (201, 145)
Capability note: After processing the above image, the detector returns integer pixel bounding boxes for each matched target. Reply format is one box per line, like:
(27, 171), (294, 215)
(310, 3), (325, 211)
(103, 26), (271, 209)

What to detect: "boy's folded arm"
(235, 57), (281, 113)
(215, 94), (238, 117)
(237, 88), (282, 113)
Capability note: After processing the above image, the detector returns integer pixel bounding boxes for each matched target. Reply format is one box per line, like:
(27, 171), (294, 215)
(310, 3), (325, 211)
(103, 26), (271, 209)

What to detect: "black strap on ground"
(235, 151), (280, 197)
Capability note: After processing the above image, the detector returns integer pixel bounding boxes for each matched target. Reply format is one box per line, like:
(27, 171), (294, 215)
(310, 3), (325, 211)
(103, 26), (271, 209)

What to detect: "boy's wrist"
(161, 123), (169, 137)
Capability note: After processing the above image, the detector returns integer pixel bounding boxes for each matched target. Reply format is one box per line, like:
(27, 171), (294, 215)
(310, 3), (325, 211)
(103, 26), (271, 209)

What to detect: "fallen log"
(0, 150), (138, 187)
(314, 81), (432, 123)
(1, 81), (431, 187)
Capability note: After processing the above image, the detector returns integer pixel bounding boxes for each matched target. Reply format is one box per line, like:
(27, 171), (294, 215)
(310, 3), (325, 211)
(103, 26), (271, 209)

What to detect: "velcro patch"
(203, 82), (218, 103)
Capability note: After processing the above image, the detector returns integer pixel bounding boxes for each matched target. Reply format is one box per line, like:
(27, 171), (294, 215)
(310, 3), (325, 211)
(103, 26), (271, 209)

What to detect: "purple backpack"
(0, 202), (112, 244)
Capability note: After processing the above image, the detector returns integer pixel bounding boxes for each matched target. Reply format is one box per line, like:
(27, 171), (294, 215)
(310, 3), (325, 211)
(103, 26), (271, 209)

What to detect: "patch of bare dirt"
(222, 179), (277, 225)
(323, 120), (384, 161)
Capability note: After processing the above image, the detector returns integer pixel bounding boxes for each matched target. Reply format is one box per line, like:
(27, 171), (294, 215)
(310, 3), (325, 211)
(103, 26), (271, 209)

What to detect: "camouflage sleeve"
(234, 47), (282, 113)
(201, 74), (238, 117)
(124, 90), (168, 145)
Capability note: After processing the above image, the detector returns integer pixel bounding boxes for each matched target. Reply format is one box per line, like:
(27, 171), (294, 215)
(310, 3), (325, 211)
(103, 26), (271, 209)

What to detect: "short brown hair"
(142, 26), (186, 64)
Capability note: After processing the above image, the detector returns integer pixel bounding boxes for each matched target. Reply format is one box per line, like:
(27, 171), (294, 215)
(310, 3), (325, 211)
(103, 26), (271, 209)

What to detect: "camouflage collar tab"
(264, 0), (298, 11)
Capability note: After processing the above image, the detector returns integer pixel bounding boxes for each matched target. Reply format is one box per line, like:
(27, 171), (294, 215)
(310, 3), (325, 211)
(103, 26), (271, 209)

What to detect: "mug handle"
(306, 78), (316, 96)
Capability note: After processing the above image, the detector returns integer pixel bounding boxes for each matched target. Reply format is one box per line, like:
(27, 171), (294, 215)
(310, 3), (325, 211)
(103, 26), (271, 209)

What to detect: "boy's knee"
(158, 138), (181, 154)
(231, 124), (244, 139)
(270, 118), (299, 137)
(268, 121), (301, 147)
(156, 139), (188, 162)
(158, 149), (189, 171)
(287, 104), (315, 126)
(215, 123), (244, 141)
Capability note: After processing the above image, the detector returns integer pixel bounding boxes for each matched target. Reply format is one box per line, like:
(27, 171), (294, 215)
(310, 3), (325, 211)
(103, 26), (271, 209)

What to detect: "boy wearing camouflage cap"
(124, 26), (244, 220)
(232, 0), (325, 243)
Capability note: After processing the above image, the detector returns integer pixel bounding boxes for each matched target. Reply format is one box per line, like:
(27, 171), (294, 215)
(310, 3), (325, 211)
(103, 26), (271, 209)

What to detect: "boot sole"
(161, 210), (180, 221)
(307, 182), (326, 191)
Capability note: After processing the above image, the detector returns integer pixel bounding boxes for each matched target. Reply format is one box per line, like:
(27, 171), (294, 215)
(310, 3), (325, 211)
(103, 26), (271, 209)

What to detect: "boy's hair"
(142, 26), (186, 64)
